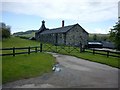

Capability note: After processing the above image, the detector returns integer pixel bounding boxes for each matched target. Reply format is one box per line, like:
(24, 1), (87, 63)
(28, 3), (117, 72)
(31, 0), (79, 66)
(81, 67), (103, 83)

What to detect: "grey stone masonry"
(35, 20), (89, 47)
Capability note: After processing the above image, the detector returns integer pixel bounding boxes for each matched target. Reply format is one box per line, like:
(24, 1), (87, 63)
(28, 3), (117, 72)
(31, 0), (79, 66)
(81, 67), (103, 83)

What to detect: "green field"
(2, 53), (55, 84)
(88, 33), (110, 41)
(2, 36), (39, 48)
(2, 37), (55, 84)
(66, 52), (119, 68)
(1, 37), (120, 84)
(19, 32), (35, 38)
(41, 43), (119, 68)
(1, 37), (40, 54)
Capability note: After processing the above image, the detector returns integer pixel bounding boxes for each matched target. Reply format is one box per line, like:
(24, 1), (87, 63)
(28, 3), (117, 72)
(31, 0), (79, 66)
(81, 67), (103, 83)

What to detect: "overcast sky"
(118, 1), (120, 17)
(1, 0), (120, 34)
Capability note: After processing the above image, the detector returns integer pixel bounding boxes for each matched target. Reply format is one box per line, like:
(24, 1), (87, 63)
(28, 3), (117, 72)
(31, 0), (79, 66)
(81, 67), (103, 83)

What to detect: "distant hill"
(13, 30), (38, 38)
(89, 33), (110, 41)
(13, 30), (110, 41)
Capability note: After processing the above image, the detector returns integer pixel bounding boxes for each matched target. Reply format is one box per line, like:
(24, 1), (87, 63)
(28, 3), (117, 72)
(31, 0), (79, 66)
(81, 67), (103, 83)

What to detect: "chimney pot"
(62, 20), (64, 27)
(42, 20), (45, 24)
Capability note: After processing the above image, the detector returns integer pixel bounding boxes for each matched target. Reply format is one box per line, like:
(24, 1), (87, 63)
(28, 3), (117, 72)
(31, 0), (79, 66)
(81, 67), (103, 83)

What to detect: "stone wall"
(66, 24), (88, 46)
(57, 33), (65, 45)
(35, 24), (88, 47)
(39, 34), (56, 44)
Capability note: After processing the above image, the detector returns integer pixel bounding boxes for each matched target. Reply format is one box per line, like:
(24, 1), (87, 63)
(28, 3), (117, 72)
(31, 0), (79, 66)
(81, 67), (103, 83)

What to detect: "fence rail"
(85, 48), (120, 58)
(0, 43), (120, 58)
(0, 45), (42, 56)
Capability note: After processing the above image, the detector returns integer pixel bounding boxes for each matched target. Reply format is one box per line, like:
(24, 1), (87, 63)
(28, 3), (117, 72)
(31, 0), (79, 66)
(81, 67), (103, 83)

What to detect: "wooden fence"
(0, 44), (43, 56)
(85, 48), (120, 58)
(0, 43), (120, 58)
(0, 43), (83, 56)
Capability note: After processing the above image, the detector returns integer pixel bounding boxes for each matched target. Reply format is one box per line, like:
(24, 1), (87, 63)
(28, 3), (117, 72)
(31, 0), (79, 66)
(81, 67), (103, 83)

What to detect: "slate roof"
(40, 24), (75, 34)
(40, 24), (88, 35)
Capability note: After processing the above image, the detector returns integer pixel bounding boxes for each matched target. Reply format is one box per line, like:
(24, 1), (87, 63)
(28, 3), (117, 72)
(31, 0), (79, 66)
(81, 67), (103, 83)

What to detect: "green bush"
(0, 22), (11, 39)
(1, 28), (11, 38)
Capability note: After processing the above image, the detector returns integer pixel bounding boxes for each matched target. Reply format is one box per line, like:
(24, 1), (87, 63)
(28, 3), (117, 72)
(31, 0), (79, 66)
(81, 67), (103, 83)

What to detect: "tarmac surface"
(2, 52), (119, 88)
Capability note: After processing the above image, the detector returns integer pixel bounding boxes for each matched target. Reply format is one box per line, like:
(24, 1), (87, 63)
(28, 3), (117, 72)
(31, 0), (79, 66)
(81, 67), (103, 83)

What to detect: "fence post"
(40, 43), (42, 52)
(67, 43), (71, 53)
(82, 45), (85, 52)
(107, 51), (109, 57)
(13, 47), (15, 56)
(35, 47), (37, 53)
(56, 45), (57, 52)
(80, 43), (82, 53)
(93, 49), (95, 54)
(28, 47), (30, 54)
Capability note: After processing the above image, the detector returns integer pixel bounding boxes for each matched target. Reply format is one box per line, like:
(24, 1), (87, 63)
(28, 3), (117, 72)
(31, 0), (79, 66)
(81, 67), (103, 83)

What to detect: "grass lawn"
(1, 37), (40, 54)
(56, 50), (119, 68)
(42, 43), (120, 68)
(1, 37), (120, 84)
(1, 37), (55, 84)
(18, 32), (35, 38)
(2, 36), (40, 48)
(2, 53), (55, 84)
(68, 52), (119, 68)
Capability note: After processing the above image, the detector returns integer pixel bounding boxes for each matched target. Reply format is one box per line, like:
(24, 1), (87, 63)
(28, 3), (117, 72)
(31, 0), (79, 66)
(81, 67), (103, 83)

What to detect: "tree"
(101, 36), (108, 41)
(109, 18), (120, 50)
(93, 34), (97, 41)
(0, 22), (11, 39)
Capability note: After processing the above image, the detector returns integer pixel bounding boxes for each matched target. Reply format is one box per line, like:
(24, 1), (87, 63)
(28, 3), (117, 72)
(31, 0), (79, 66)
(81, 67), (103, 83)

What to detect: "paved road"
(3, 53), (119, 88)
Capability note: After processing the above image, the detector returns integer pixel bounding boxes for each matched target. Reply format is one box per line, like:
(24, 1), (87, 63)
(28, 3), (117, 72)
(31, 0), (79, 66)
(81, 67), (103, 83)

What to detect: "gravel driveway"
(3, 52), (119, 88)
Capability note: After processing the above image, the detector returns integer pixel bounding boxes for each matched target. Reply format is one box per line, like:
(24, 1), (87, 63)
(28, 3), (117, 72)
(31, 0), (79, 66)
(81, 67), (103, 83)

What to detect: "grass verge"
(54, 50), (119, 68)
(66, 52), (119, 68)
(42, 43), (120, 68)
(2, 52), (55, 84)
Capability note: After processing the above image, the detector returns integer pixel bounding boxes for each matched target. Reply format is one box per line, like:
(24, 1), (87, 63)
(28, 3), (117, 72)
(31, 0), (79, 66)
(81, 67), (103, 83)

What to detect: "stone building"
(35, 20), (89, 47)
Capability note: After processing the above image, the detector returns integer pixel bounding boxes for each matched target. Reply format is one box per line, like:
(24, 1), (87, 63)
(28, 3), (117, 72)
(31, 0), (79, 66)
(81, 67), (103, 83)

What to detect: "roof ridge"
(49, 23), (77, 30)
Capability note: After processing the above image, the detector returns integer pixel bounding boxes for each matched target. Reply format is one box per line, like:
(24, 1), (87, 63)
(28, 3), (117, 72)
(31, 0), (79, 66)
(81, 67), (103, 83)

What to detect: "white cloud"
(119, 1), (120, 18)
(87, 26), (113, 34)
(1, 0), (119, 23)
(1, 0), (119, 34)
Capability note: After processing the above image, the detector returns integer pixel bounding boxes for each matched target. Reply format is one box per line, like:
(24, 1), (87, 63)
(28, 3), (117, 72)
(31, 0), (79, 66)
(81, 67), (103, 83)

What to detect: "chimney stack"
(39, 20), (46, 30)
(62, 20), (64, 27)
(42, 20), (45, 25)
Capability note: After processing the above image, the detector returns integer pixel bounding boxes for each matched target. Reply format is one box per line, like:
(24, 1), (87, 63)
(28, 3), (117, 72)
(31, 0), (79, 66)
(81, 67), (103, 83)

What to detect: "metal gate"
(42, 43), (82, 53)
